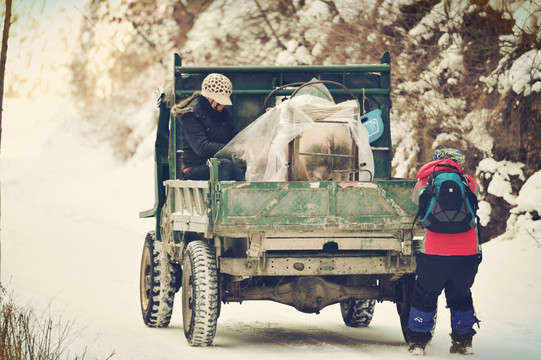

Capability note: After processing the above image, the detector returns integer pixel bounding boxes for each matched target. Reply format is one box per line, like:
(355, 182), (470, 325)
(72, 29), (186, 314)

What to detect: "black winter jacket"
(176, 94), (235, 168)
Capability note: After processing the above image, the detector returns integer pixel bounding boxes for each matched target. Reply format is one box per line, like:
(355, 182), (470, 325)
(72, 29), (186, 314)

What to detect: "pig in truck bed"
(139, 52), (423, 347)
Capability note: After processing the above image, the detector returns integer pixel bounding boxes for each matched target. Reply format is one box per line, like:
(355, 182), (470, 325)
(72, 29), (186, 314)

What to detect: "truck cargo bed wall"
(163, 177), (417, 238)
(215, 179), (417, 235)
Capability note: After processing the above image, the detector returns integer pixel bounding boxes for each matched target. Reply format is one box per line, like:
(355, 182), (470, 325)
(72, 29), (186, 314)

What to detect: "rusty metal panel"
(171, 213), (208, 233)
(259, 237), (401, 251)
(161, 171), (418, 241)
(220, 256), (415, 277)
(215, 179), (416, 235)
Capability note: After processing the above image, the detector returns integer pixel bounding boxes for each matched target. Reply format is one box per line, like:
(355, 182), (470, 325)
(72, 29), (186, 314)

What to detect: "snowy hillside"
(6, 0), (540, 239)
(1, 0), (541, 359)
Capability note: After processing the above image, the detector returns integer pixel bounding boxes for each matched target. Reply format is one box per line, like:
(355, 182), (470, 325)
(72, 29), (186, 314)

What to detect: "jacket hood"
(417, 158), (463, 179)
(170, 91), (201, 117)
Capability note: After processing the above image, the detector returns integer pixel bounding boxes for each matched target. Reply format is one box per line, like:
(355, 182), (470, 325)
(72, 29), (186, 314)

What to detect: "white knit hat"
(201, 73), (233, 105)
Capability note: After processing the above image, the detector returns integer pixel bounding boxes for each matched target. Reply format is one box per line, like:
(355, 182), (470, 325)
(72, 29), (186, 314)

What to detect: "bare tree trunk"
(253, 0), (287, 50)
(1, 0), (13, 150)
(1, 0), (13, 284)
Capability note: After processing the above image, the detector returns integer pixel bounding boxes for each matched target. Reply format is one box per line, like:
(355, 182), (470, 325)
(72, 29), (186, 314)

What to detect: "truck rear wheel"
(340, 299), (376, 327)
(140, 231), (178, 327)
(182, 240), (219, 346)
(396, 274), (415, 342)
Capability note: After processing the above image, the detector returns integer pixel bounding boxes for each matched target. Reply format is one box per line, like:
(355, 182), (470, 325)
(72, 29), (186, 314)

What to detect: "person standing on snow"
(172, 73), (245, 181)
(407, 148), (482, 355)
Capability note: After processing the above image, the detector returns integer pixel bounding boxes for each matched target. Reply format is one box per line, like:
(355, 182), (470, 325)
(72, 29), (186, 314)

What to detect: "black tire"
(396, 274), (416, 342)
(182, 240), (219, 347)
(340, 299), (376, 327)
(140, 231), (178, 327)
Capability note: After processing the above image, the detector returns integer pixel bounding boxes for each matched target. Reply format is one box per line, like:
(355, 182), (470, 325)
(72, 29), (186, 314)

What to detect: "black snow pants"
(412, 253), (482, 313)
(407, 253), (482, 339)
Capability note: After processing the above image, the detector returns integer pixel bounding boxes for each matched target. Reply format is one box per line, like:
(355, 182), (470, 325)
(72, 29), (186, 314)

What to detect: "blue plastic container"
(361, 109), (384, 144)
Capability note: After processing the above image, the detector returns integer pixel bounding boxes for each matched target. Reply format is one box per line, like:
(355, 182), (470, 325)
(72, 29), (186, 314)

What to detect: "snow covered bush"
(0, 285), (113, 360)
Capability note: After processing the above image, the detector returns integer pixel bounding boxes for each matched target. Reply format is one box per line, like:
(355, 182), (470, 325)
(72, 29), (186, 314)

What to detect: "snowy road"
(1, 98), (540, 359)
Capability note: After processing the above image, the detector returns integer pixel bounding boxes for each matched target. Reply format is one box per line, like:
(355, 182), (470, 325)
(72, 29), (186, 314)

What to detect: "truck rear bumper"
(220, 254), (415, 277)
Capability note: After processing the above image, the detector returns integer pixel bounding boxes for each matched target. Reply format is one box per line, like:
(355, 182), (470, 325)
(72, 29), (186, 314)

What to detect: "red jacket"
(413, 159), (480, 256)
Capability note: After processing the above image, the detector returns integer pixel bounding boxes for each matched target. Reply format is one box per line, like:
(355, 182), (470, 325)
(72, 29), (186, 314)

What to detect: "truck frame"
(139, 52), (421, 346)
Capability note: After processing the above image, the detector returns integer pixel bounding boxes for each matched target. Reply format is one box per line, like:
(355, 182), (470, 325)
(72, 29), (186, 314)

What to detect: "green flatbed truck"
(139, 52), (422, 346)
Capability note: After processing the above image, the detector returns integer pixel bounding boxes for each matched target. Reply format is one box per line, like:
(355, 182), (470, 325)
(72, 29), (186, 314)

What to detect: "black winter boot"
(408, 341), (427, 355)
(407, 328), (432, 355)
(450, 329), (476, 355)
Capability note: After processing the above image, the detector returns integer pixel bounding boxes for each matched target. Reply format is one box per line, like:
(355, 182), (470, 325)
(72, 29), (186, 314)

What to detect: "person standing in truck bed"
(171, 73), (245, 181)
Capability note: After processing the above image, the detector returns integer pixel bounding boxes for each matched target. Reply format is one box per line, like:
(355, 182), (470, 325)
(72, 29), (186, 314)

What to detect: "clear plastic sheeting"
(216, 94), (374, 182)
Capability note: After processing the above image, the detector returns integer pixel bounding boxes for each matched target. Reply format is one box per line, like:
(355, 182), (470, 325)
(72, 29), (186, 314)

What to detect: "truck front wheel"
(182, 240), (219, 346)
(140, 231), (178, 327)
(340, 299), (376, 327)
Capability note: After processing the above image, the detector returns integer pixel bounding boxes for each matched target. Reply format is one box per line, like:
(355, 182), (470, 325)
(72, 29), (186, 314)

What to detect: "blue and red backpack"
(413, 162), (479, 234)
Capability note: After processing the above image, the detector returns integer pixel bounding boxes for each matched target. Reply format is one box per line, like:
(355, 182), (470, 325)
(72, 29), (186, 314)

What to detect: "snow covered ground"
(2, 0), (541, 358)
(1, 96), (541, 360)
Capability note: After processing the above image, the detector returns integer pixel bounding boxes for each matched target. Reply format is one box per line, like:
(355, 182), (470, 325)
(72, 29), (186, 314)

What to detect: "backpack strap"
(411, 183), (433, 231)
(411, 203), (423, 232)
(476, 215), (482, 243)
(466, 189), (482, 243)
